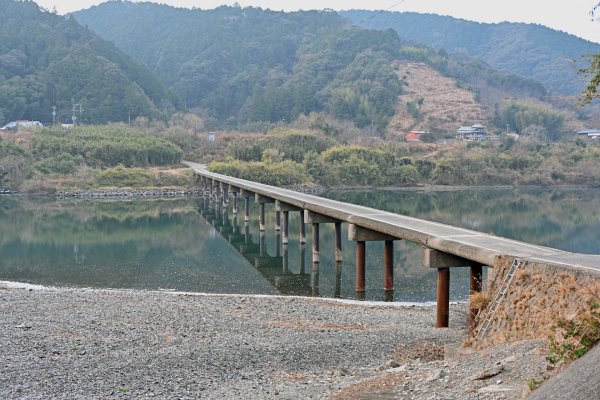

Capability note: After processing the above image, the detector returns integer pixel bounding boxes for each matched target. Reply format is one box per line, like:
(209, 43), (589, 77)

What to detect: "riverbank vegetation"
(208, 126), (600, 188)
(0, 124), (190, 191)
(1, 113), (599, 192)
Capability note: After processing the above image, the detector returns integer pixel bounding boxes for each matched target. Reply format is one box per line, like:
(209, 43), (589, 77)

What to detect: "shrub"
(95, 164), (154, 187)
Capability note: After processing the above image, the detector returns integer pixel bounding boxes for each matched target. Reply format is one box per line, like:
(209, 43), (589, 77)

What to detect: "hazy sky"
(35, 0), (600, 43)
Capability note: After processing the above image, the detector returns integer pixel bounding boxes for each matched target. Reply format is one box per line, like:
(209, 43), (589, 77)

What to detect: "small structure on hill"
(456, 124), (486, 141)
(576, 129), (600, 140)
(404, 130), (427, 142)
(1, 120), (44, 131)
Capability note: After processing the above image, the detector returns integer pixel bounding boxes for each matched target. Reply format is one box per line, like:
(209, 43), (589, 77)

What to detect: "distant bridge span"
(185, 161), (600, 327)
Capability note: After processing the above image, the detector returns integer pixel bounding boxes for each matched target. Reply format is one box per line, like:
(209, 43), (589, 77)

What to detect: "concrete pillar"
(275, 204), (281, 231)
(255, 194), (275, 232)
(222, 184), (229, 205)
(244, 222), (250, 244)
(259, 203), (265, 232)
(299, 211), (306, 244)
(335, 222), (342, 262)
(356, 241), (366, 297)
(282, 242), (289, 273)
(259, 231), (266, 257)
(334, 261), (342, 299)
(244, 196), (250, 222)
(232, 192), (238, 214)
(312, 223), (320, 263)
(311, 261), (320, 296)
(300, 244), (306, 275)
(275, 232), (281, 258)
(436, 268), (450, 328)
(282, 210), (289, 245)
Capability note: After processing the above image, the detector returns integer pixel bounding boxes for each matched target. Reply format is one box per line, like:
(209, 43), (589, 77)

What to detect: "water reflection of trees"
(323, 188), (600, 254)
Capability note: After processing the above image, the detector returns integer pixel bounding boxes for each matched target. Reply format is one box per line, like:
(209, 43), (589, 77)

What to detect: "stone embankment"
(471, 255), (600, 348)
(55, 188), (203, 199)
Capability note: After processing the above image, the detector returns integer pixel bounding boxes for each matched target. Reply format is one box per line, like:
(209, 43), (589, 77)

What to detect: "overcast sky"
(35, 0), (600, 44)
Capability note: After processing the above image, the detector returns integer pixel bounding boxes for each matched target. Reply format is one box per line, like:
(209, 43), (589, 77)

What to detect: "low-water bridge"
(185, 161), (600, 328)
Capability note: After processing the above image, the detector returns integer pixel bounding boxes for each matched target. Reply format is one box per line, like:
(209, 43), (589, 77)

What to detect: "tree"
(582, 3), (600, 103)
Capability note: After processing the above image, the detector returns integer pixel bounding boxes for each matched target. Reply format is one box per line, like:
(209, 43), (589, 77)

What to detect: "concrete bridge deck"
(185, 161), (600, 275)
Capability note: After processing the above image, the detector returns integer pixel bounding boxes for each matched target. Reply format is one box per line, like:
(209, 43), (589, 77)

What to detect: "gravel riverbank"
(0, 283), (552, 399)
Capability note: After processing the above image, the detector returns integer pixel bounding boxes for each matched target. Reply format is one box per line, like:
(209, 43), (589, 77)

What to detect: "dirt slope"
(388, 61), (489, 135)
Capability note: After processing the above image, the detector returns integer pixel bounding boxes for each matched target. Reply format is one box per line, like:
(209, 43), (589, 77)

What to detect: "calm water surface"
(1, 188), (598, 302)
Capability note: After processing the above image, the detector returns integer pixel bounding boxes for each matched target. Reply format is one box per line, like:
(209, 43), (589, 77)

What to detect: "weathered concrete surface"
(187, 162), (600, 274)
(527, 344), (600, 400)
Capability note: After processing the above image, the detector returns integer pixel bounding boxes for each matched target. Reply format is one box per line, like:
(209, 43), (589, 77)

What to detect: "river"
(0, 188), (598, 302)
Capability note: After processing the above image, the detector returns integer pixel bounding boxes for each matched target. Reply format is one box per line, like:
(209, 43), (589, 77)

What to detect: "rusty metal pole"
(436, 268), (450, 328)
(259, 203), (265, 232)
(299, 211), (306, 244)
(356, 241), (366, 298)
(470, 265), (483, 325)
(282, 210), (289, 245)
(312, 223), (320, 263)
(335, 222), (342, 262)
(244, 196), (250, 222)
(384, 240), (394, 291)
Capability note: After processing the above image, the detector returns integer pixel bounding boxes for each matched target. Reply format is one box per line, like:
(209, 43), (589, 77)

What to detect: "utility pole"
(52, 106), (57, 125)
(72, 104), (77, 126)
(128, 106), (131, 126)
(78, 104), (84, 125)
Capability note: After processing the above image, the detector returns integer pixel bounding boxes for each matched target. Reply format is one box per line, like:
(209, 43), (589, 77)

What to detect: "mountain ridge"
(342, 10), (600, 96)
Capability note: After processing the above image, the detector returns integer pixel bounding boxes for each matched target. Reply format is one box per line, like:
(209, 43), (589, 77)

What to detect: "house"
(456, 124), (486, 141)
(405, 130), (427, 142)
(576, 129), (600, 140)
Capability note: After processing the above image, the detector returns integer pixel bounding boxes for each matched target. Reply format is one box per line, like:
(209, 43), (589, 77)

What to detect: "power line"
(351, 0), (409, 27)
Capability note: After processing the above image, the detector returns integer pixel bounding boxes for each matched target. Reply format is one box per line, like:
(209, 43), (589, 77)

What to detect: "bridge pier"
(335, 222), (342, 262)
(312, 223), (320, 263)
(305, 211), (342, 264)
(275, 204), (281, 232)
(436, 268), (450, 328)
(220, 182), (229, 205)
(229, 185), (240, 214)
(335, 261), (343, 298)
(256, 194), (275, 232)
(276, 201), (302, 246)
(349, 224), (398, 301)
(299, 211), (306, 244)
(356, 241), (366, 299)
(422, 248), (482, 328)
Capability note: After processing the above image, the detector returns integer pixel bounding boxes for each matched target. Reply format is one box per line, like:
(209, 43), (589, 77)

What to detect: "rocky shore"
(55, 188), (204, 199)
(0, 283), (555, 399)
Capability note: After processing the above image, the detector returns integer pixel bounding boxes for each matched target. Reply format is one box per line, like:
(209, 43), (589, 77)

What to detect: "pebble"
(0, 286), (553, 399)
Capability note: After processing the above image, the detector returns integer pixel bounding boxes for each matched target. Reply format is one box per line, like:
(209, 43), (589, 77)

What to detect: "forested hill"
(0, 0), (177, 126)
(342, 10), (600, 96)
(74, 2), (547, 130)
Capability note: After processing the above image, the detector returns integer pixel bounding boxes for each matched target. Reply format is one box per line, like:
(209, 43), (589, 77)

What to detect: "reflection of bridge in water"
(186, 161), (600, 330)
(198, 196), (346, 298)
